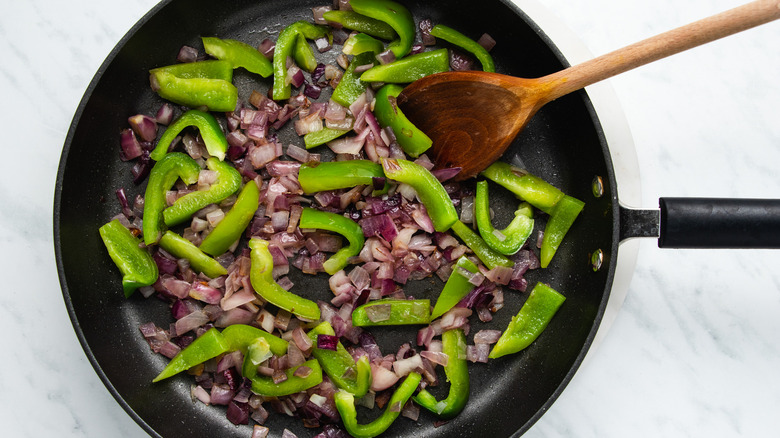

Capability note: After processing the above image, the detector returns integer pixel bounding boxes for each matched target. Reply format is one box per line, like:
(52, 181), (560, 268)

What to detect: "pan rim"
(53, 0), (640, 437)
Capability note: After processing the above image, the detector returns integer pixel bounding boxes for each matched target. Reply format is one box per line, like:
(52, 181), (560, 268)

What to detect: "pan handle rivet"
(590, 249), (604, 272)
(591, 176), (604, 198)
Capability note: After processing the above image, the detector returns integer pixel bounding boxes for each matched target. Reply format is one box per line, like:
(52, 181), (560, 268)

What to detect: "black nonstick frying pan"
(52, 0), (780, 437)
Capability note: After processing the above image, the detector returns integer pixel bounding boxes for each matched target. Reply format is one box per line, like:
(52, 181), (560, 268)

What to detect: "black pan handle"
(620, 198), (780, 248)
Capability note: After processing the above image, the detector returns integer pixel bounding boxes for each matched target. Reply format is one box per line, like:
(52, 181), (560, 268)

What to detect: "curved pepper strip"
(99, 219), (158, 297)
(149, 60), (234, 81)
(360, 49), (449, 84)
(331, 51), (376, 107)
(293, 33), (319, 73)
(153, 325), (287, 383)
(153, 327), (230, 382)
(307, 321), (371, 397)
(349, 0), (415, 59)
(480, 162), (564, 213)
(151, 109), (229, 161)
(150, 71), (237, 113)
(540, 195), (584, 268)
(303, 127), (350, 149)
(373, 84), (432, 158)
(342, 32), (385, 56)
(381, 158), (458, 232)
(159, 231), (228, 278)
(450, 220), (513, 269)
(413, 329), (469, 419)
(201, 36), (273, 77)
(143, 152), (202, 245)
(272, 21), (329, 100)
(162, 157), (242, 227)
(334, 372), (422, 438)
(430, 256), (479, 320)
(321, 10), (397, 41)
(248, 238), (321, 321)
(474, 180), (534, 256)
(429, 24), (495, 73)
(248, 359), (324, 397)
(298, 160), (388, 195)
(220, 324), (288, 357)
(489, 283), (566, 359)
(352, 299), (431, 326)
(199, 180), (260, 256)
(298, 208), (365, 275)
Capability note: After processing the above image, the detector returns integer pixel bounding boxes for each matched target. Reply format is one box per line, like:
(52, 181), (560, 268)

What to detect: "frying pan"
(52, 0), (779, 437)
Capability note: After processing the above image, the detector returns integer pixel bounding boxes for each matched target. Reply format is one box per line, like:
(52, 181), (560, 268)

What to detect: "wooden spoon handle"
(540, 0), (780, 102)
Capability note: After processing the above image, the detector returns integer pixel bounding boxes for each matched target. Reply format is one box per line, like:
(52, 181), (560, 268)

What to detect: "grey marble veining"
(1, 0), (779, 437)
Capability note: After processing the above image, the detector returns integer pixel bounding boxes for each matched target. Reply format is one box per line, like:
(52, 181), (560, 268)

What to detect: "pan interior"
(54, 0), (619, 437)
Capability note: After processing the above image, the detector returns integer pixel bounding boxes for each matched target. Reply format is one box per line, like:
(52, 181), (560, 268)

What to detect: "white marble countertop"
(2, 0), (779, 437)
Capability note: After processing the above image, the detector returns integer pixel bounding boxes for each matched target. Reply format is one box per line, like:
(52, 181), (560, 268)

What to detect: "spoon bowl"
(398, 0), (780, 180)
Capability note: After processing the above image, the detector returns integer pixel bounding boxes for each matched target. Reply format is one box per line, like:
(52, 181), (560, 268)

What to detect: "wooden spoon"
(397, 0), (780, 180)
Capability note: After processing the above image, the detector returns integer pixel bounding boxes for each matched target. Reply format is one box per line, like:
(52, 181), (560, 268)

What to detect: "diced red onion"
(392, 354), (423, 377)
(450, 50), (474, 71)
(175, 309), (210, 335)
(119, 129), (143, 161)
(252, 425), (270, 438)
(177, 45), (199, 63)
(466, 343), (490, 363)
(431, 167), (462, 182)
(375, 49), (396, 65)
(258, 39), (275, 59)
(474, 329), (502, 344)
(155, 103), (175, 125)
(317, 334), (339, 351)
(191, 385), (211, 405)
(312, 5), (332, 24)
(314, 37), (332, 53)
(477, 33), (497, 51)
(370, 363), (400, 392)
(128, 114), (158, 143)
(419, 19), (436, 45)
(226, 401), (250, 425)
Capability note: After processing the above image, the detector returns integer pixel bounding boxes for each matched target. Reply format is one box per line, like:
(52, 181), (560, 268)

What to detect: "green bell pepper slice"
(331, 51), (376, 108)
(248, 238), (321, 321)
(153, 327), (231, 382)
(480, 162), (564, 213)
(413, 329), (469, 419)
(373, 84), (432, 158)
(158, 231), (228, 278)
(199, 180), (260, 256)
(342, 32), (385, 56)
(201, 37), (273, 77)
(429, 24), (495, 73)
(293, 33), (319, 73)
(381, 158), (458, 232)
(430, 256), (479, 320)
(272, 20), (329, 100)
(360, 48), (449, 84)
(98, 219), (158, 297)
(153, 325), (288, 383)
(307, 321), (371, 397)
(303, 127), (350, 149)
(489, 283), (565, 359)
(149, 60), (234, 81)
(142, 152), (202, 245)
(352, 299), (431, 326)
(298, 160), (387, 194)
(248, 359), (324, 397)
(474, 180), (534, 255)
(349, 0), (415, 59)
(450, 220), (513, 270)
(151, 109), (229, 161)
(150, 71), (237, 112)
(298, 208), (365, 275)
(321, 10), (397, 41)
(162, 157), (242, 227)
(220, 324), (289, 357)
(540, 195), (584, 268)
(334, 372), (422, 438)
